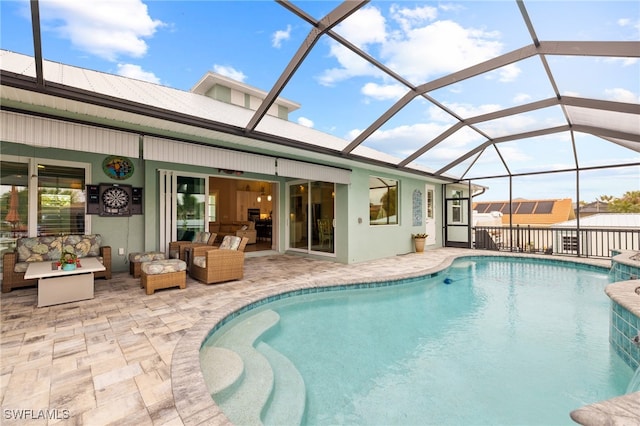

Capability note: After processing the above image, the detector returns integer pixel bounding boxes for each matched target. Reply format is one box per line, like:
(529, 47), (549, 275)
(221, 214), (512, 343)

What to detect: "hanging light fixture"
(258, 185), (271, 203)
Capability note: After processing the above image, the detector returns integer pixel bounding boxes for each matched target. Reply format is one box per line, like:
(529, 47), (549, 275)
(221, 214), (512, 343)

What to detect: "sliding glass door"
(288, 180), (335, 255)
(159, 171), (208, 252)
(176, 176), (206, 241)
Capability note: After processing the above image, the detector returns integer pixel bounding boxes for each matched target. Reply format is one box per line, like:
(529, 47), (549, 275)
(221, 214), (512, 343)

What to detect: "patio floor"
(0, 249), (611, 425)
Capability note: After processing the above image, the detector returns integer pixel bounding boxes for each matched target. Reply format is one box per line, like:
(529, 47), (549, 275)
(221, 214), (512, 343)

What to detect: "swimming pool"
(201, 256), (633, 425)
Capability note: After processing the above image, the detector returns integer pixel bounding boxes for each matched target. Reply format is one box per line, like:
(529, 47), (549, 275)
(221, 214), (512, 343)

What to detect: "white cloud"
(604, 88), (640, 103)
(513, 93), (531, 103)
(389, 4), (438, 33)
(437, 102), (502, 120)
(116, 63), (160, 84)
(319, 5), (504, 91)
(498, 64), (521, 83)
(355, 122), (453, 158)
(317, 47), (380, 86)
(297, 117), (314, 128)
(491, 145), (532, 163)
(39, 0), (164, 61)
(212, 65), (246, 82)
(335, 6), (387, 48)
(320, 4), (504, 90)
(317, 7), (388, 86)
(381, 19), (502, 83)
(361, 82), (406, 101)
(272, 25), (291, 48)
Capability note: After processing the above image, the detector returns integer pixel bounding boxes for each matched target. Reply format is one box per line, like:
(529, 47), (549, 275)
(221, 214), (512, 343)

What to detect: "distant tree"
(597, 195), (615, 204)
(609, 191), (640, 213)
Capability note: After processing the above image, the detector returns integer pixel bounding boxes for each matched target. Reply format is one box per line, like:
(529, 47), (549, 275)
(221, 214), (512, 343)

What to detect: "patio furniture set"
(1, 234), (112, 306)
(1, 232), (248, 306)
(132, 232), (249, 295)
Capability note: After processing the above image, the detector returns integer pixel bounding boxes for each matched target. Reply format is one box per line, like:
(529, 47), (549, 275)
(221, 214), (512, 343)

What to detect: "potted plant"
(59, 250), (79, 271)
(412, 233), (428, 253)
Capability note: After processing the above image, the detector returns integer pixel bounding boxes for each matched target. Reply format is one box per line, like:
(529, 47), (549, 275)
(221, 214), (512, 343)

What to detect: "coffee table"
(24, 257), (106, 307)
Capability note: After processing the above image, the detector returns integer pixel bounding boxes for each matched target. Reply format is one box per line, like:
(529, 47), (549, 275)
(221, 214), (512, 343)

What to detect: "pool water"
(204, 257), (633, 425)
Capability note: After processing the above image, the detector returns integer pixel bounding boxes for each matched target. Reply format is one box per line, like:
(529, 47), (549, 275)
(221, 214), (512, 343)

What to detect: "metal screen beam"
(342, 44), (539, 154)
(245, 0), (366, 132)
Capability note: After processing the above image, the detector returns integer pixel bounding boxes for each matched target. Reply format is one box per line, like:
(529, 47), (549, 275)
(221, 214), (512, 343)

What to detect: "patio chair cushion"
(194, 231), (211, 243)
(141, 258), (187, 275)
(219, 235), (242, 251)
(16, 234), (103, 263)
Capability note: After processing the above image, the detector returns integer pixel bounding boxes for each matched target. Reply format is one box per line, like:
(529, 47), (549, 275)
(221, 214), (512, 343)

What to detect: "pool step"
(211, 309), (279, 425)
(201, 309), (306, 425)
(258, 341), (306, 426)
(200, 346), (244, 398)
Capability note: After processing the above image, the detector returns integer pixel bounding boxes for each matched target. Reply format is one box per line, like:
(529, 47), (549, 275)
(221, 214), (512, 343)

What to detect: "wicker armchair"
(168, 232), (216, 260)
(189, 236), (248, 284)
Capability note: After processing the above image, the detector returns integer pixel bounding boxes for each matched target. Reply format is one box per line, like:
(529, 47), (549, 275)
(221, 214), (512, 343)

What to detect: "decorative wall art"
(102, 156), (134, 180)
(412, 189), (423, 226)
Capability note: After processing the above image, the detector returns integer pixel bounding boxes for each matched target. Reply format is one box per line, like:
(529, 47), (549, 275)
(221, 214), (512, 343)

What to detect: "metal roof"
(0, 0), (638, 187)
(553, 213), (640, 228)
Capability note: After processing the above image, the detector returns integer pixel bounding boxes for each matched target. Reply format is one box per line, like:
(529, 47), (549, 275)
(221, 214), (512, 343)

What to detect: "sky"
(1, 0), (638, 203)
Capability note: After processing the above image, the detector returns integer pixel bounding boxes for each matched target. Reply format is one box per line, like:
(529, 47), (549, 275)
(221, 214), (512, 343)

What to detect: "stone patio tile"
(81, 392), (151, 425)
(2, 369), (50, 406)
(94, 377), (139, 406)
(135, 369), (172, 407)
(89, 354), (128, 377)
(93, 362), (143, 390)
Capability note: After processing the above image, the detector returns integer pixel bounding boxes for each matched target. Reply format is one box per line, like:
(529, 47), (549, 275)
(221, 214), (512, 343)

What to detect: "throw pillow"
(220, 235), (242, 250)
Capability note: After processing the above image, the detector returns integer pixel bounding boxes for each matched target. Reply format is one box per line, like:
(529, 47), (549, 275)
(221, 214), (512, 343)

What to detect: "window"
(1, 156), (90, 256)
(451, 190), (463, 223)
(369, 176), (398, 225)
(1, 161), (29, 239)
(38, 164), (86, 236)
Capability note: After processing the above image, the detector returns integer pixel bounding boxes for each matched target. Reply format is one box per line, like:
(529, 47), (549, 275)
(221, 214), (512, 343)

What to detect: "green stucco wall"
(2, 141), (446, 273)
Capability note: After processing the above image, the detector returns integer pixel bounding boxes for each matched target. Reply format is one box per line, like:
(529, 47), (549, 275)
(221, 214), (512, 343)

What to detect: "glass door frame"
(286, 179), (336, 256)
(159, 170), (209, 251)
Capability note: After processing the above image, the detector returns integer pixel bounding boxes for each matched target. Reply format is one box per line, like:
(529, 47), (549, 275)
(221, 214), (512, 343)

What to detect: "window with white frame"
(451, 190), (463, 223)
(1, 157), (89, 238)
(369, 176), (398, 225)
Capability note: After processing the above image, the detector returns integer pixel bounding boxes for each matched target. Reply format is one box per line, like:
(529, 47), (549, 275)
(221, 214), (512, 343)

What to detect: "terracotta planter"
(414, 238), (426, 253)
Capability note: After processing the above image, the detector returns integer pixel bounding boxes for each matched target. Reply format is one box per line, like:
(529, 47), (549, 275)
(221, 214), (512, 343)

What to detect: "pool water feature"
(201, 257), (634, 425)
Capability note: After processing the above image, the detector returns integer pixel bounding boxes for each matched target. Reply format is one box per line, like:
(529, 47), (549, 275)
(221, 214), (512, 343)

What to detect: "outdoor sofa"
(2, 234), (112, 293)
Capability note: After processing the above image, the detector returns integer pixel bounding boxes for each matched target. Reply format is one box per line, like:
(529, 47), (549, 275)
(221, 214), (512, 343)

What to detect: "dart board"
(99, 184), (132, 216)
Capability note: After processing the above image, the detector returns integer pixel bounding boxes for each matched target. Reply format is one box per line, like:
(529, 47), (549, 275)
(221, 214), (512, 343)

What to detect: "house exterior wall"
(345, 168), (442, 263)
(2, 131), (445, 273)
(1, 141), (146, 272)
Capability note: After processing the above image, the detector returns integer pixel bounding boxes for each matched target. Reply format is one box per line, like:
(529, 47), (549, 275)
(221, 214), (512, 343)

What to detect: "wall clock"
(102, 156), (134, 180)
(99, 183), (132, 216)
